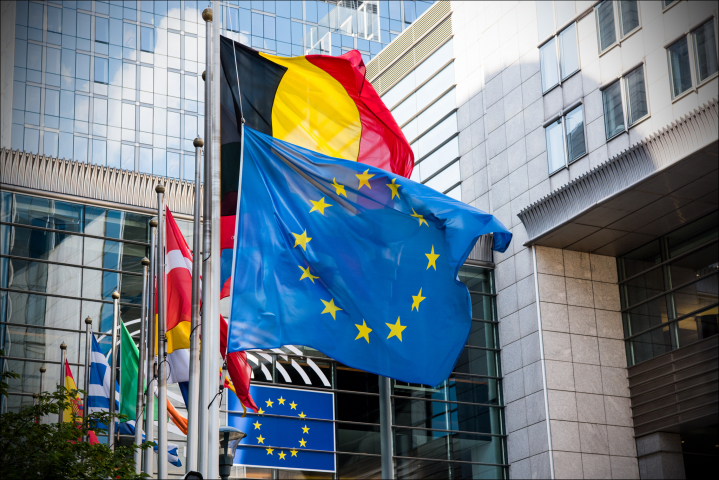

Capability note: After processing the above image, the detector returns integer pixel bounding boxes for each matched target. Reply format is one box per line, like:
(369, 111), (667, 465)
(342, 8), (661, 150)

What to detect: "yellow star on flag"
(355, 320), (372, 343)
(411, 209), (428, 227)
(299, 439), (307, 447)
(411, 288), (426, 311)
(265, 398), (274, 408)
(356, 169), (374, 190)
(266, 447), (274, 455)
(302, 425), (310, 434)
(298, 412), (307, 418)
(298, 265), (319, 283)
(309, 197), (332, 215)
(291, 449), (298, 457)
(386, 317), (407, 342)
(257, 435), (265, 444)
(278, 396), (285, 405)
(321, 298), (343, 320)
(332, 178), (347, 197)
(290, 401), (298, 410)
(253, 421), (261, 430)
(257, 408), (265, 415)
(386, 178), (401, 199)
(278, 451), (287, 460)
(425, 245), (439, 270)
(292, 230), (312, 251)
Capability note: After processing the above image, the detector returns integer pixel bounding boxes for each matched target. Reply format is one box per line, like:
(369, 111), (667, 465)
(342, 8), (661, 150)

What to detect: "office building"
(2, 1), (718, 478)
(366, 0), (717, 478)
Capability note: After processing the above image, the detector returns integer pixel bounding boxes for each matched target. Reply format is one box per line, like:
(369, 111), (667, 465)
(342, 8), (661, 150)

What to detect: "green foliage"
(0, 381), (152, 480)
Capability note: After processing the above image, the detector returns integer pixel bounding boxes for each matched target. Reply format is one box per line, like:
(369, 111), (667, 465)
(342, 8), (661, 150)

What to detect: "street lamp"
(218, 426), (246, 480)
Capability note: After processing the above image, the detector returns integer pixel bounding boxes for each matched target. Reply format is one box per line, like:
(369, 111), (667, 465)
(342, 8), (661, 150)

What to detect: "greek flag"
(118, 422), (183, 468)
(88, 333), (119, 425)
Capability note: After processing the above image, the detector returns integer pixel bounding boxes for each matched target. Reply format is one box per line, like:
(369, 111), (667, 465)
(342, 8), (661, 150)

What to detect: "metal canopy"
(518, 99), (718, 256)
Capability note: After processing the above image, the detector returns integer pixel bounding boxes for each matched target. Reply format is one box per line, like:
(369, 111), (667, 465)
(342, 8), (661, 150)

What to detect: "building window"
(540, 23), (580, 93)
(666, 19), (718, 99)
(601, 65), (648, 140)
(662, 0), (679, 10)
(545, 104), (586, 174)
(668, 37), (693, 98)
(596, 1), (641, 53)
(619, 212), (719, 366)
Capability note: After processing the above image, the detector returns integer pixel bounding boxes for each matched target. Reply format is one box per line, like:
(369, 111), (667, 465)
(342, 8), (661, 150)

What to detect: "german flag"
(218, 37), (413, 296)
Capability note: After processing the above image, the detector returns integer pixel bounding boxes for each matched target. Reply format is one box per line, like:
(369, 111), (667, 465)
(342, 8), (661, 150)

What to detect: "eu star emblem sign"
(228, 385), (335, 472)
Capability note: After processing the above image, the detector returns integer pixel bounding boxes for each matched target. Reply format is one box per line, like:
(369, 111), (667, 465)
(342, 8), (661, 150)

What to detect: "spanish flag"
(63, 360), (99, 444)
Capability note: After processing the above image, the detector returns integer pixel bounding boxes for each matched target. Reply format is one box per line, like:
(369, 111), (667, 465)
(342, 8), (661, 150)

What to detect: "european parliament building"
(1, 1), (717, 479)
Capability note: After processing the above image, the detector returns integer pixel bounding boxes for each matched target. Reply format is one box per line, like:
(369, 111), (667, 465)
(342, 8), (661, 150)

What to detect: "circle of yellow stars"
(289, 170), (439, 347)
(252, 395), (311, 460)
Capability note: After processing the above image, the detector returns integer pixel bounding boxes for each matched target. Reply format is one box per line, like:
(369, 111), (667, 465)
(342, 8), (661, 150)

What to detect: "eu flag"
(227, 127), (512, 386)
(228, 385), (335, 472)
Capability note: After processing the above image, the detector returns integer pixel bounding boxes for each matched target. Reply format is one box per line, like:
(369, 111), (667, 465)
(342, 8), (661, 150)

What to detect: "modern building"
(1, 1), (717, 479)
(366, 0), (717, 478)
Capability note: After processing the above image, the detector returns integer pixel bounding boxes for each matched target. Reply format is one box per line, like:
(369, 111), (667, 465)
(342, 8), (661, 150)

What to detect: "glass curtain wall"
(618, 211), (719, 366)
(10, 1), (433, 179)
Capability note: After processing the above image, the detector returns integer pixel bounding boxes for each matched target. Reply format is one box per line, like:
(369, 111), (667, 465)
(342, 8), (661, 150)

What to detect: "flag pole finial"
(155, 184), (165, 194)
(202, 8), (212, 22)
(112, 291), (120, 300)
(141, 257), (150, 266)
(194, 137), (204, 148)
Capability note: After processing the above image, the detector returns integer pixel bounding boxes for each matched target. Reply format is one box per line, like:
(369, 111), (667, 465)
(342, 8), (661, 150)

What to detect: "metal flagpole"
(156, 185), (168, 480)
(379, 376), (395, 479)
(134, 257), (150, 473)
(82, 316), (93, 442)
(144, 219), (158, 476)
(58, 342), (67, 425)
(198, 7), (213, 477)
(39, 365), (45, 423)
(108, 291), (120, 451)
(187, 136), (204, 470)
(208, 2), (222, 477)
(186, 136), (204, 473)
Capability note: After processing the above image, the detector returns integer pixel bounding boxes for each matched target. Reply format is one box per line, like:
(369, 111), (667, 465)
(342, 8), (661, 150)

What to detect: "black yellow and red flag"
(218, 37), (414, 296)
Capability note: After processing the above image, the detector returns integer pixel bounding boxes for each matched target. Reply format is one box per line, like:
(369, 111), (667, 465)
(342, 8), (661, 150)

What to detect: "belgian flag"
(218, 36), (414, 296)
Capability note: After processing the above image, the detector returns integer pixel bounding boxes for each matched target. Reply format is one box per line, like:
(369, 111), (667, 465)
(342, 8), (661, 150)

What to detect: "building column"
(636, 432), (686, 480)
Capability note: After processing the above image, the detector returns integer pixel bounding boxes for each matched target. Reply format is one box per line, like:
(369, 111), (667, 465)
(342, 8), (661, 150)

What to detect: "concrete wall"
(0, 1), (16, 150)
(449, 1), (718, 478)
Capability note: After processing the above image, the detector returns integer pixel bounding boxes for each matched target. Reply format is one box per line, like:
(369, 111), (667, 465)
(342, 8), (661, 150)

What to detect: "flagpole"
(144, 219), (158, 476)
(379, 375), (395, 479)
(108, 291), (120, 450)
(39, 365), (45, 423)
(82, 316), (92, 442)
(134, 257), (150, 473)
(186, 136), (203, 474)
(58, 342), (67, 425)
(156, 185), (168, 480)
(198, 7), (213, 477)
(208, 2), (222, 477)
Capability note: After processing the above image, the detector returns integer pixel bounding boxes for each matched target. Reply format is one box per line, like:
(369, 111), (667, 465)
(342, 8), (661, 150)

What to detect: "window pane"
(675, 306), (718, 348)
(628, 324), (672, 365)
(624, 297), (670, 336)
(596, 1), (616, 52)
(693, 21), (719, 83)
(545, 119), (565, 173)
(619, 0), (640, 38)
(624, 66), (648, 125)
(602, 81), (625, 138)
(540, 38), (559, 92)
(565, 105), (586, 162)
(559, 24), (579, 80)
(672, 274), (718, 319)
(668, 37), (692, 98)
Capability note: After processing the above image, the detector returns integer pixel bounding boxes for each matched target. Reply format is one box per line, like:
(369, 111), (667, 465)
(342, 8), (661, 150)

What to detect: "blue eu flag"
(228, 385), (335, 472)
(227, 127), (512, 386)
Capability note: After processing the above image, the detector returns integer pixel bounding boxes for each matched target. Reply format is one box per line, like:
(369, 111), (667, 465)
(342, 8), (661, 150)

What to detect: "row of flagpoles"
(46, 5), (226, 478)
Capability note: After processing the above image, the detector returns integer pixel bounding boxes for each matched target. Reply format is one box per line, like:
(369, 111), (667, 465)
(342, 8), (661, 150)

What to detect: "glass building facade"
(0, 190), (508, 478)
(8, 0), (433, 178)
(619, 211), (719, 366)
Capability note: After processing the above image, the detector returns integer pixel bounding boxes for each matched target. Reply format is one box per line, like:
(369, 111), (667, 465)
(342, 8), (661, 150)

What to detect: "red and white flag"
(164, 208), (257, 412)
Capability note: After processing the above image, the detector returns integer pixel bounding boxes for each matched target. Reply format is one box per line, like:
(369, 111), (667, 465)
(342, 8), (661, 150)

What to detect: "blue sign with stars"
(227, 127), (512, 386)
(228, 384), (335, 472)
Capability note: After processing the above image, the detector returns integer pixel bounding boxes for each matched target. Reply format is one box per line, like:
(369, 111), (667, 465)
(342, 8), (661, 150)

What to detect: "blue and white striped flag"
(88, 333), (120, 425)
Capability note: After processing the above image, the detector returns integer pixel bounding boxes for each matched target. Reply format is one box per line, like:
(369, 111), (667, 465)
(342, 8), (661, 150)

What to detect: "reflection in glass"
(545, 119), (565, 173)
(619, 0), (640, 38)
(565, 105), (585, 162)
(540, 39), (560, 92)
(596, 1), (616, 52)
(396, 457), (504, 479)
(602, 81), (624, 139)
(559, 24), (579, 80)
(624, 66), (648, 126)
(628, 325), (672, 364)
(693, 21), (718, 82)
(676, 306), (718, 348)
(394, 428), (504, 464)
(668, 37), (692, 98)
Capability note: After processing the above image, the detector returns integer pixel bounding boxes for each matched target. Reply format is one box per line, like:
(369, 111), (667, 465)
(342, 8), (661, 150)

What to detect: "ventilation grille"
(366, 1), (452, 91)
